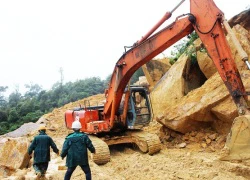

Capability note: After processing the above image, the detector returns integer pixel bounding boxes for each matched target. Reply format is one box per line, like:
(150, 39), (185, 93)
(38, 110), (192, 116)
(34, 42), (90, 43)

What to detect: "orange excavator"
(65, 0), (250, 164)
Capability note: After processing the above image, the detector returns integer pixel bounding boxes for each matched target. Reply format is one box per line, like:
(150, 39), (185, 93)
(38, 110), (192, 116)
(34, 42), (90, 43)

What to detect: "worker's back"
(28, 131), (57, 163)
(61, 131), (95, 167)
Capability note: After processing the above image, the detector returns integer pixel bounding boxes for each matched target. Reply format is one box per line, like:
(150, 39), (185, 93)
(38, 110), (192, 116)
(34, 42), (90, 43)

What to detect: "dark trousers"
(33, 162), (49, 175)
(64, 164), (91, 180)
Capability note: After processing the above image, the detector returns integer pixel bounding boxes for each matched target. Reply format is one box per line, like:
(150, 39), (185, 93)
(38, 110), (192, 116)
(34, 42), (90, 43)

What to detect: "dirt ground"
(4, 121), (250, 180)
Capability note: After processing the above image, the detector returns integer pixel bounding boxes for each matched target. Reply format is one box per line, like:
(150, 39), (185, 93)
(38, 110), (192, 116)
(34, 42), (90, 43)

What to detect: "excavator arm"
(190, 0), (249, 114)
(104, 0), (250, 127)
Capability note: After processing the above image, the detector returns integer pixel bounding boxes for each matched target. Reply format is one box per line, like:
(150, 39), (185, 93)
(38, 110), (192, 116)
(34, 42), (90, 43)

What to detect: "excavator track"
(128, 131), (161, 155)
(104, 131), (161, 155)
(89, 131), (161, 165)
(89, 135), (110, 165)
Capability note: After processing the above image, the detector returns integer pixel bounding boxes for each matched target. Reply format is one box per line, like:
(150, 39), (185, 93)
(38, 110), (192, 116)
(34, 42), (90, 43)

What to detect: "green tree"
(57, 94), (69, 107)
(18, 99), (34, 116)
(69, 91), (88, 102)
(130, 67), (144, 84)
(24, 83), (42, 98)
(8, 91), (22, 108)
(169, 32), (199, 64)
(59, 67), (64, 88)
(0, 86), (8, 107)
(1, 75), (112, 134)
(37, 90), (51, 112)
(104, 74), (112, 88)
(0, 110), (8, 122)
(0, 121), (9, 134)
(22, 110), (43, 123)
(8, 108), (19, 123)
(104, 68), (144, 89)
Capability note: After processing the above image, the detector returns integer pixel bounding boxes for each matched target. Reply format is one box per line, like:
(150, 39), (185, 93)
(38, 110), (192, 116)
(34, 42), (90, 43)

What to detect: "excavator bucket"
(220, 115), (250, 160)
(217, 20), (250, 161)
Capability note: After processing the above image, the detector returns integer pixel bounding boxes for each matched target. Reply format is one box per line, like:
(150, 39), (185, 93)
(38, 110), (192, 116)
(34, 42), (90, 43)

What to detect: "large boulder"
(196, 51), (217, 79)
(211, 70), (250, 134)
(155, 72), (227, 133)
(228, 9), (250, 31)
(142, 58), (171, 90)
(146, 58), (171, 83)
(192, 38), (218, 79)
(150, 54), (188, 117)
(133, 76), (149, 87)
(153, 23), (250, 134)
(156, 70), (250, 134)
(0, 137), (30, 177)
(227, 24), (250, 71)
(211, 98), (238, 134)
(151, 49), (207, 119)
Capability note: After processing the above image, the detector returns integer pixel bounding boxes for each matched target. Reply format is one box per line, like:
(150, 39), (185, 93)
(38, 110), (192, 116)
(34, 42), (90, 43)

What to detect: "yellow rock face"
(0, 137), (30, 176)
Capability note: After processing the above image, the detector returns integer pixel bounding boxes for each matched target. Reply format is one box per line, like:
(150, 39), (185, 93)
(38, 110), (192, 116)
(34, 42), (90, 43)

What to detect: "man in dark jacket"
(61, 120), (95, 180)
(28, 125), (59, 179)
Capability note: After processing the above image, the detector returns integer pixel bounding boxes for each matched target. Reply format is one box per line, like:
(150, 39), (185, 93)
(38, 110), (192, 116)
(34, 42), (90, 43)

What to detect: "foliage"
(0, 110), (7, 122)
(0, 86), (8, 108)
(131, 68), (144, 84)
(0, 74), (143, 135)
(104, 67), (145, 88)
(22, 110), (43, 123)
(169, 32), (199, 64)
(0, 61), (146, 135)
(24, 83), (42, 98)
(8, 108), (19, 123)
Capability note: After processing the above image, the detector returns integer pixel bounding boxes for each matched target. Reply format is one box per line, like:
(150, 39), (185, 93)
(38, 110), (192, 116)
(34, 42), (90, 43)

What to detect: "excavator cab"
(119, 86), (152, 129)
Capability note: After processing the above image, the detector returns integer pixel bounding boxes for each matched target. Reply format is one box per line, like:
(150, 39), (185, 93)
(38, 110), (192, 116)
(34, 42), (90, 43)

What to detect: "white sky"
(0, 0), (249, 94)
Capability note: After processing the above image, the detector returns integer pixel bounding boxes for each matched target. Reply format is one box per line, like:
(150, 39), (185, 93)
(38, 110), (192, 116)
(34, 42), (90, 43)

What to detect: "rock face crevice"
(183, 58), (207, 95)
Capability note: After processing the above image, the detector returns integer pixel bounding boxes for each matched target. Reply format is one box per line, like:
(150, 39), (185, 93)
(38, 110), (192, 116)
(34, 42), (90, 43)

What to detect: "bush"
(22, 110), (43, 123)
(0, 110), (8, 122)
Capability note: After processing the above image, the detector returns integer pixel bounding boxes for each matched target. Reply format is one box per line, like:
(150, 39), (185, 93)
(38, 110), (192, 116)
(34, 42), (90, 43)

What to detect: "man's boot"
(36, 172), (42, 180)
